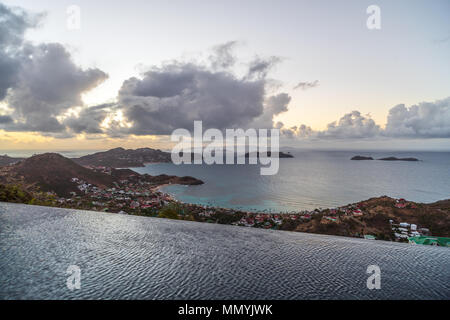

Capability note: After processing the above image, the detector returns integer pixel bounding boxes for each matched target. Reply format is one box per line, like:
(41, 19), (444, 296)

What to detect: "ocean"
(132, 151), (450, 212)
(0, 202), (448, 300)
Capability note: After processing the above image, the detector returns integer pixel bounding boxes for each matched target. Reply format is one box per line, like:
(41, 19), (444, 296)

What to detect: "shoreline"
(1, 175), (449, 245)
(1, 155), (448, 245)
(153, 181), (447, 213)
(1, 196), (449, 247)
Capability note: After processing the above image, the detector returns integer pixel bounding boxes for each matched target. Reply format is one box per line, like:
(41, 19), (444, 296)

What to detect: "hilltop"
(0, 153), (203, 198)
(0, 153), (115, 197)
(73, 147), (172, 167)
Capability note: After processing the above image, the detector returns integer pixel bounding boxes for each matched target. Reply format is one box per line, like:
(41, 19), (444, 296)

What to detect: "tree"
(158, 203), (182, 220)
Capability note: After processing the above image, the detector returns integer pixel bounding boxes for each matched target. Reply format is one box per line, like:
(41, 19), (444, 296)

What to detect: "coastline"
(1, 173), (449, 245)
(1, 153), (449, 245)
(128, 151), (450, 213)
(1, 194), (449, 247)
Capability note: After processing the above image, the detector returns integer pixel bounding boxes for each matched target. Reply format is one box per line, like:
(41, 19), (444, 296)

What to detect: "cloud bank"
(0, 3), (108, 135)
(384, 98), (450, 138)
(279, 98), (450, 140)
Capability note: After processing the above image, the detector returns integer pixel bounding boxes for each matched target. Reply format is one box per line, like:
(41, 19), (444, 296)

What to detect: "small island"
(245, 151), (294, 158)
(378, 157), (419, 162)
(351, 156), (420, 161)
(351, 156), (374, 161)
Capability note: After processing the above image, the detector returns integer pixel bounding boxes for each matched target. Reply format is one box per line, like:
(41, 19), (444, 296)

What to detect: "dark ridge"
(351, 156), (374, 160)
(245, 151), (294, 158)
(73, 147), (172, 168)
(0, 152), (204, 198)
(378, 157), (419, 161)
(0, 153), (115, 197)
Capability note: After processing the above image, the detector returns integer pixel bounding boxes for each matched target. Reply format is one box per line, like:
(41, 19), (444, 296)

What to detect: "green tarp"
(408, 236), (450, 247)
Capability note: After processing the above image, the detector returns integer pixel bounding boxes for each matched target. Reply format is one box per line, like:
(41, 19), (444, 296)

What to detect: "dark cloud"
(0, 8), (289, 138)
(118, 63), (267, 135)
(112, 47), (292, 136)
(246, 56), (282, 80)
(0, 3), (40, 100)
(4, 43), (108, 132)
(0, 54), (19, 101)
(116, 46), (293, 135)
(293, 80), (319, 90)
(0, 3), (41, 47)
(249, 93), (291, 129)
(0, 3), (108, 134)
(0, 115), (13, 124)
(209, 41), (237, 70)
(64, 103), (115, 134)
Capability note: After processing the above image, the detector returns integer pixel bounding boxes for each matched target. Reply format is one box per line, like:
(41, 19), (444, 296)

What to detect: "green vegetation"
(0, 184), (57, 206)
(212, 211), (243, 224)
(280, 219), (300, 231)
(158, 203), (184, 220)
(417, 210), (449, 236)
(140, 207), (159, 217)
(0, 184), (32, 203)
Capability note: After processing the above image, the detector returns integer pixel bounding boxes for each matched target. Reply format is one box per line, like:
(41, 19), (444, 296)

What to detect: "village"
(49, 169), (448, 246)
(54, 166), (174, 215)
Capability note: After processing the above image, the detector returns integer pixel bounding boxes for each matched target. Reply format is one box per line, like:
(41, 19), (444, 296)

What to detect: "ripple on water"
(0, 202), (449, 300)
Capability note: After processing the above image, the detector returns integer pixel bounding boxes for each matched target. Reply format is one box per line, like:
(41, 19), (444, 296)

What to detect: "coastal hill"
(109, 167), (204, 186)
(0, 153), (203, 197)
(0, 153), (115, 197)
(73, 147), (172, 168)
(292, 196), (450, 239)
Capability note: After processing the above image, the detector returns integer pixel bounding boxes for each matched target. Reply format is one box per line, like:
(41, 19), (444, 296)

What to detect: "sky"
(0, 0), (449, 151)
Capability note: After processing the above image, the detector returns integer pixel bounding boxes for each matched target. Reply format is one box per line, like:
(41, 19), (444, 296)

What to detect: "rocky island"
(378, 157), (420, 161)
(351, 156), (420, 161)
(245, 151), (294, 158)
(351, 156), (374, 160)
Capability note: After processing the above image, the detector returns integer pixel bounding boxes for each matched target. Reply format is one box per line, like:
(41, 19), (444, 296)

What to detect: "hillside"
(0, 153), (115, 197)
(245, 151), (294, 158)
(0, 155), (24, 166)
(109, 168), (203, 186)
(292, 196), (450, 238)
(73, 147), (172, 168)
